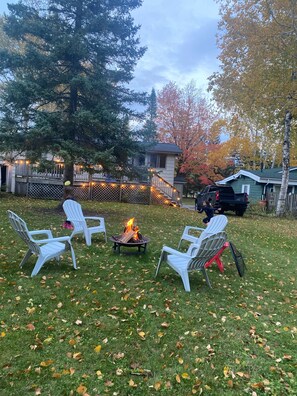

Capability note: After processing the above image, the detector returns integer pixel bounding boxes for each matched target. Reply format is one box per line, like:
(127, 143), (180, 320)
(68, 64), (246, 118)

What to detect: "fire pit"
(110, 218), (150, 254)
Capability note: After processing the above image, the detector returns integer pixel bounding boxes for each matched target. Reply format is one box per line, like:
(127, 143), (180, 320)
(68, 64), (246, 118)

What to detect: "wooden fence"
(266, 192), (297, 215)
(14, 177), (175, 206)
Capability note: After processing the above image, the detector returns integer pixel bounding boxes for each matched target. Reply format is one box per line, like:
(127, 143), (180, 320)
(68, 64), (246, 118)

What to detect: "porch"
(11, 162), (181, 206)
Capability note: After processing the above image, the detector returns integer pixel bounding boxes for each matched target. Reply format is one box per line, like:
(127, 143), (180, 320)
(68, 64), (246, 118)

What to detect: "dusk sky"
(0, 0), (221, 94)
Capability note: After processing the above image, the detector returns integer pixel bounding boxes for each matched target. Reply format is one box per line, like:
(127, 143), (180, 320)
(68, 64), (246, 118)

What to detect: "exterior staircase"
(151, 173), (181, 206)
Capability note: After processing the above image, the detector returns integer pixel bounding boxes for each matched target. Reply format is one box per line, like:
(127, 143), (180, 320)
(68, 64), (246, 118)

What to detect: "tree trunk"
(276, 110), (291, 216)
(62, 161), (74, 202)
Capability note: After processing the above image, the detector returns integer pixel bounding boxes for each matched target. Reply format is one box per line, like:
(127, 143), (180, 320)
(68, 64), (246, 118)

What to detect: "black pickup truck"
(195, 184), (249, 216)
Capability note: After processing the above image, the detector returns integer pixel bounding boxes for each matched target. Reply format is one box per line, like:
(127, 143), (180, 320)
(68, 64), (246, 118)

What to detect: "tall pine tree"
(141, 88), (157, 143)
(0, 0), (146, 182)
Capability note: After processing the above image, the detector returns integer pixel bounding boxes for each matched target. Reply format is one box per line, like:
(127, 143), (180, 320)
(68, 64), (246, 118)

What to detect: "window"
(149, 154), (166, 169)
(241, 184), (250, 195)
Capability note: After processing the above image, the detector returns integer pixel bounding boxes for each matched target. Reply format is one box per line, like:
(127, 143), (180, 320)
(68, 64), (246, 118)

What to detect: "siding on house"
(219, 167), (297, 202)
(154, 155), (175, 185)
(227, 176), (263, 202)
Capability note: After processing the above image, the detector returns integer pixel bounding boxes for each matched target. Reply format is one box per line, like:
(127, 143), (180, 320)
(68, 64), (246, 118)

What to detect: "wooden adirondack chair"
(178, 215), (228, 249)
(156, 231), (227, 292)
(7, 210), (77, 277)
(63, 200), (107, 246)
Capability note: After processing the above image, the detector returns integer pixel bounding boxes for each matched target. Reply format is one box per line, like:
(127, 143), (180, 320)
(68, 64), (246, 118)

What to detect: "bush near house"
(0, 194), (296, 395)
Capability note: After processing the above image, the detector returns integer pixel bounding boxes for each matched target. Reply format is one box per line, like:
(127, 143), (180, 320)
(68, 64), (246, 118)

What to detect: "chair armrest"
(34, 236), (71, 244)
(29, 230), (53, 239)
(184, 226), (204, 234)
(84, 216), (104, 221)
(161, 245), (192, 258)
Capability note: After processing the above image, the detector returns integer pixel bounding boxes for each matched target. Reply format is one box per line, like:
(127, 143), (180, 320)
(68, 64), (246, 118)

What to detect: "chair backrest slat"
(63, 200), (86, 227)
(199, 215), (228, 239)
(8, 210), (40, 255)
(187, 231), (226, 271)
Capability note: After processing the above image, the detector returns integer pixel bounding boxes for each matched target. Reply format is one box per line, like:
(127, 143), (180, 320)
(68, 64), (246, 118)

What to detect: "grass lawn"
(0, 194), (296, 395)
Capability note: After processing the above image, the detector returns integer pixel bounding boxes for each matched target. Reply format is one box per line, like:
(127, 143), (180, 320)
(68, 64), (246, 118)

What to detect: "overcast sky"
(132, 0), (220, 93)
(0, 0), (220, 94)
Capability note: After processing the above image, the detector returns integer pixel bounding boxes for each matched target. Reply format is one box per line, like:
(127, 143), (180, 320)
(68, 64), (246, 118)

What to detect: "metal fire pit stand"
(110, 236), (150, 254)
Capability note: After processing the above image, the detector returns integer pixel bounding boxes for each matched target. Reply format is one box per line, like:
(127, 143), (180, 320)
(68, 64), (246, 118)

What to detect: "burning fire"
(124, 218), (140, 241)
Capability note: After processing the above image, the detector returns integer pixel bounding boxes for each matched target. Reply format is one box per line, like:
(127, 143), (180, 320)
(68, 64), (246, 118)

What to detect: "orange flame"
(124, 218), (140, 240)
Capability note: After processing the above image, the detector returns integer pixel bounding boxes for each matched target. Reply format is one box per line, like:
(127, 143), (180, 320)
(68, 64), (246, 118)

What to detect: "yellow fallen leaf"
(40, 360), (54, 367)
(129, 379), (137, 387)
(138, 331), (146, 339)
(176, 374), (181, 383)
(182, 372), (190, 379)
(223, 366), (230, 378)
(251, 382), (264, 389)
(94, 345), (102, 353)
(1, 332), (6, 337)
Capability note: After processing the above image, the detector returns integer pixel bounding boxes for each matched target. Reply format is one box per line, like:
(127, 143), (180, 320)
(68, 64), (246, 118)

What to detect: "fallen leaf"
(154, 381), (162, 390)
(26, 323), (35, 331)
(76, 385), (87, 394)
(40, 360), (54, 367)
(182, 372), (190, 379)
(138, 331), (146, 340)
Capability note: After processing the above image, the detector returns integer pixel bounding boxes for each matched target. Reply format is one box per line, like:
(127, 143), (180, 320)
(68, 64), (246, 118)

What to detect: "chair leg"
(85, 232), (92, 246)
(177, 239), (182, 249)
(155, 251), (166, 277)
(180, 270), (191, 292)
(201, 267), (212, 288)
(70, 245), (77, 270)
(20, 249), (33, 268)
(31, 256), (46, 277)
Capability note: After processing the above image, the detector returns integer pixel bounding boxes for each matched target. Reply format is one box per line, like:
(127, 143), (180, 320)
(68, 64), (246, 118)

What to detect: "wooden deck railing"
(151, 173), (180, 204)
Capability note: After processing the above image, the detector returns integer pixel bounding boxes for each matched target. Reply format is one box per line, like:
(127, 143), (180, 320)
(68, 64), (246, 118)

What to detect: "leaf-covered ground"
(0, 194), (296, 395)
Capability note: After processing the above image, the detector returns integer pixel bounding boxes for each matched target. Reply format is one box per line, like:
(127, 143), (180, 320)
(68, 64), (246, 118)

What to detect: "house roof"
(218, 167), (297, 186)
(144, 142), (182, 155)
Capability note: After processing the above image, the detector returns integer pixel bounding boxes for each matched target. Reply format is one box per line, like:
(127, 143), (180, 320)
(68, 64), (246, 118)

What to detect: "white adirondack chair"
(156, 231), (227, 292)
(178, 214), (228, 249)
(63, 200), (107, 246)
(7, 210), (77, 277)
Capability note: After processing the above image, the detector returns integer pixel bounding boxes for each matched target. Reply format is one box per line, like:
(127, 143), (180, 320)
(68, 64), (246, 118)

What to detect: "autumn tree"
(157, 81), (221, 188)
(210, 0), (297, 215)
(0, 0), (146, 183)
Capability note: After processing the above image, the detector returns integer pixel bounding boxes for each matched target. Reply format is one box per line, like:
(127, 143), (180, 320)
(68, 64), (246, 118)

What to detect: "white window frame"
(241, 184), (250, 195)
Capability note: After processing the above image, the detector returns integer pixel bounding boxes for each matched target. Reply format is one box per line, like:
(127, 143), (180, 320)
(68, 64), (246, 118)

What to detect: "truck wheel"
(235, 210), (244, 217)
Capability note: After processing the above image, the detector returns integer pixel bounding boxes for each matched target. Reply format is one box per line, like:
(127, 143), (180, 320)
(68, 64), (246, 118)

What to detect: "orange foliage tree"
(156, 81), (233, 190)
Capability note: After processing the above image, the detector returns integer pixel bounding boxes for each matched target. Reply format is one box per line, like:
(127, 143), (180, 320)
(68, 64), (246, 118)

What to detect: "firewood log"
(118, 230), (135, 243)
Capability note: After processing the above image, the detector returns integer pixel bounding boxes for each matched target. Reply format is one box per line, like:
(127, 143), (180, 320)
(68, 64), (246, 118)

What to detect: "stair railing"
(151, 173), (180, 204)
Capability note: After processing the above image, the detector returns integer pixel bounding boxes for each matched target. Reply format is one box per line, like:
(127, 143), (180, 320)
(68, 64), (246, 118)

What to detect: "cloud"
(131, 0), (220, 92)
